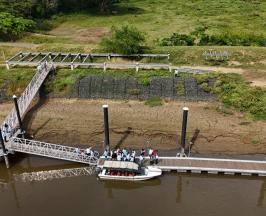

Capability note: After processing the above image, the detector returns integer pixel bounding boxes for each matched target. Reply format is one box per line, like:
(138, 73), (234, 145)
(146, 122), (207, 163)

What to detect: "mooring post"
(180, 107), (189, 156)
(0, 129), (10, 168)
(103, 105), (110, 151)
(13, 95), (24, 136)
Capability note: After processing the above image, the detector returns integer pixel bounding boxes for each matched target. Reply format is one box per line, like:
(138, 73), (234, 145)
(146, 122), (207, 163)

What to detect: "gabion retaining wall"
(72, 76), (216, 100)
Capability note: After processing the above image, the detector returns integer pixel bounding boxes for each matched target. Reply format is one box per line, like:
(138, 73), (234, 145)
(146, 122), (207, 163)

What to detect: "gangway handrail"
(9, 137), (99, 165)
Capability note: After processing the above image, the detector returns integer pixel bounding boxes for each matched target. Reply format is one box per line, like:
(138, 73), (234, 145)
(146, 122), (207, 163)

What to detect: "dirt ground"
(0, 98), (265, 155)
(184, 65), (266, 87)
(49, 27), (110, 43)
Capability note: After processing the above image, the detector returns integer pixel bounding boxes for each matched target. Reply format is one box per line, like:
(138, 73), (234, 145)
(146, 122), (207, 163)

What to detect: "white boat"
(98, 160), (162, 181)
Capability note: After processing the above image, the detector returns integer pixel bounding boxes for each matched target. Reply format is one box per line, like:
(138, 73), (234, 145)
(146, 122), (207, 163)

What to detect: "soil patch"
(49, 27), (110, 43)
(1, 99), (265, 155)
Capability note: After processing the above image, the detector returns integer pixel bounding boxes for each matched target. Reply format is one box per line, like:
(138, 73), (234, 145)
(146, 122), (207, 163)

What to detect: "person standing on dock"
(148, 148), (153, 159)
(86, 147), (92, 156)
(141, 148), (145, 156)
(2, 123), (11, 142)
(139, 155), (144, 166)
(103, 149), (109, 159)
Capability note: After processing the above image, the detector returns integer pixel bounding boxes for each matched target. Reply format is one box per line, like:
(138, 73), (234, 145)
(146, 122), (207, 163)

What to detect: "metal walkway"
(1, 62), (53, 135)
(7, 137), (98, 165)
(6, 52), (213, 74)
(0, 61), (99, 165)
(6, 52), (170, 70)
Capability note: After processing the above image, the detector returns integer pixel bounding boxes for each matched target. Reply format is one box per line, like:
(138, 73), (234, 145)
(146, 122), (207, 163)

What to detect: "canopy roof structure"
(103, 161), (139, 171)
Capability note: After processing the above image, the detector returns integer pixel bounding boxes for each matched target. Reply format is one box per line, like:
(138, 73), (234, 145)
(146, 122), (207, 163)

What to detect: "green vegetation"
(161, 31), (266, 47)
(144, 96), (163, 107)
(101, 25), (146, 54)
(179, 72), (266, 120)
(0, 0), (118, 41)
(0, 12), (35, 41)
(213, 74), (266, 120)
(251, 138), (259, 145)
(160, 33), (195, 46)
(0, 68), (35, 96)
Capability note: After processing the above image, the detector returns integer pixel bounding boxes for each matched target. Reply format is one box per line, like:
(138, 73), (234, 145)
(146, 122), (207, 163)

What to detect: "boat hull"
(98, 167), (162, 181)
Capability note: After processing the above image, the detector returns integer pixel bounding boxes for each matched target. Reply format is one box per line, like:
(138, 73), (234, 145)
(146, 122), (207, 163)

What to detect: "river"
(0, 154), (265, 216)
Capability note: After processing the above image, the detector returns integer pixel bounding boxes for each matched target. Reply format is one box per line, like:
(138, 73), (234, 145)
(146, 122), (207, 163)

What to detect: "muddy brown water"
(0, 153), (266, 216)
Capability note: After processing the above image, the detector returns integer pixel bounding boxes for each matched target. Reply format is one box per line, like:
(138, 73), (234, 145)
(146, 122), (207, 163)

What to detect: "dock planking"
(98, 157), (266, 177)
(154, 157), (266, 176)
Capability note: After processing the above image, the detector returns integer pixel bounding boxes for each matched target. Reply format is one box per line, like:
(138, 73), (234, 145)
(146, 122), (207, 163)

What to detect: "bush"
(101, 25), (146, 54)
(199, 33), (266, 47)
(160, 28), (266, 47)
(0, 12), (35, 41)
(160, 33), (195, 46)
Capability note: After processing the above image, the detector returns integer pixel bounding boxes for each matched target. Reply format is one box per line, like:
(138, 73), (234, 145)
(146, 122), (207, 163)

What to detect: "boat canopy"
(103, 161), (139, 171)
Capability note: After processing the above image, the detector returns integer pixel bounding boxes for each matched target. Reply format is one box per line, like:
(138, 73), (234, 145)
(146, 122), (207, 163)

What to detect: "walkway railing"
(9, 137), (99, 165)
(1, 62), (53, 135)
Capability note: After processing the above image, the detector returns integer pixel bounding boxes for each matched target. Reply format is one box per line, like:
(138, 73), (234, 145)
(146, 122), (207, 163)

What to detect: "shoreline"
(0, 98), (266, 156)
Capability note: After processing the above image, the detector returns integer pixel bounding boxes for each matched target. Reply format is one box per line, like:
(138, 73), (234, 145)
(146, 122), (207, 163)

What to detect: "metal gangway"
(9, 137), (98, 166)
(1, 62), (53, 135)
(0, 61), (99, 165)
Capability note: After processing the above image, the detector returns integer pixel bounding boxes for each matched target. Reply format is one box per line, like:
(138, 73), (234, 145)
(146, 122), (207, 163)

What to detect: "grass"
(144, 96), (163, 107)
(48, 0), (266, 45)
(179, 72), (266, 120)
(0, 0), (265, 74)
(0, 68), (35, 96)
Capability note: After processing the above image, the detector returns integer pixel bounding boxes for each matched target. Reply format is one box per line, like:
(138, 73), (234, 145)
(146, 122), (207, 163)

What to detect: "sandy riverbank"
(0, 98), (265, 155)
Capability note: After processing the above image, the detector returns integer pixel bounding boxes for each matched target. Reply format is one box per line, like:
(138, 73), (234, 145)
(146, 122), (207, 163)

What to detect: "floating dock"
(98, 157), (266, 177)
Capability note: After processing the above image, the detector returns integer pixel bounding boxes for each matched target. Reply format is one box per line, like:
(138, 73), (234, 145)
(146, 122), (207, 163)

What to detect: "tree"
(101, 25), (146, 54)
(0, 12), (35, 41)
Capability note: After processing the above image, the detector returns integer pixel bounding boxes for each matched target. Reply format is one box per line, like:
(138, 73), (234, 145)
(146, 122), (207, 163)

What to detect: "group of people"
(75, 147), (96, 158)
(103, 148), (137, 162)
(102, 148), (159, 165)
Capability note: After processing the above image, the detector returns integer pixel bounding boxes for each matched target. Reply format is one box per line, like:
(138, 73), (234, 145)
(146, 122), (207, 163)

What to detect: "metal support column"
(13, 95), (24, 135)
(177, 107), (189, 157)
(103, 105), (110, 151)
